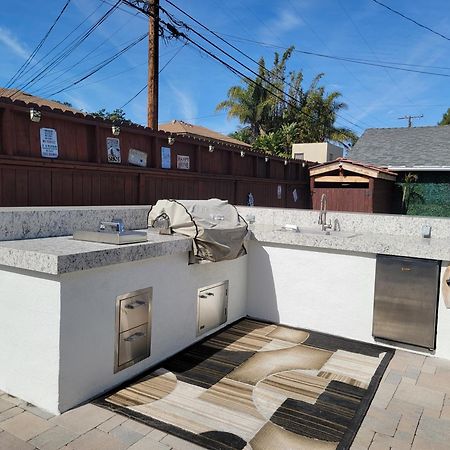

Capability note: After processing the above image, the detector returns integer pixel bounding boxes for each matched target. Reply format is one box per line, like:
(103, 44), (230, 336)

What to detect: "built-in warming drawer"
(117, 324), (150, 368)
(197, 281), (228, 336)
(115, 287), (152, 373)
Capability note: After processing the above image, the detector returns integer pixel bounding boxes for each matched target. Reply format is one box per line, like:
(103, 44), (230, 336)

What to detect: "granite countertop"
(0, 230), (192, 275)
(249, 224), (450, 261)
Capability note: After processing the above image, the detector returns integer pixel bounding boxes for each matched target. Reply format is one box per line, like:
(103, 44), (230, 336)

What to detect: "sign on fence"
(161, 147), (171, 169)
(177, 155), (190, 170)
(40, 128), (58, 158)
(106, 137), (121, 163)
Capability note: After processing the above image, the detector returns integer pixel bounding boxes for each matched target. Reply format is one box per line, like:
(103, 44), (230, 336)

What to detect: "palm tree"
(218, 47), (358, 153)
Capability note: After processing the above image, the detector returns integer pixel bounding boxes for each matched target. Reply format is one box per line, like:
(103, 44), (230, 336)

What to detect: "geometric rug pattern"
(95, 319), (394, 450)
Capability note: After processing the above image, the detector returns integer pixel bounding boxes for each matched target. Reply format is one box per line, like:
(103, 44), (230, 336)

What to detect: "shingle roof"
(348, 126), (450, 168)
(159, 120), (251, 148)
(0, 88), (83, 114)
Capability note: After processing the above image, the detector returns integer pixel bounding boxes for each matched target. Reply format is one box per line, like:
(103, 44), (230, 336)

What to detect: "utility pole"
(147, 0), (159, 130)
(398, 114), (423, 128)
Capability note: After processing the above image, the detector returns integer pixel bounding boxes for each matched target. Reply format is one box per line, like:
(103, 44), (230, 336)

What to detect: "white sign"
(128, 148), (147, 167)
(107, 137), (121, 163)
(161, 146), (171, 169)
(40, 128), (58, 158)
(277, 184), (282, 200)
(293, 188), (298, 202)
(177, 155), (190, 170)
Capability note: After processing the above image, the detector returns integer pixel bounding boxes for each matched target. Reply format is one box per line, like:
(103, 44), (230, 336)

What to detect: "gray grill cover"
(147, 199), (248, 262)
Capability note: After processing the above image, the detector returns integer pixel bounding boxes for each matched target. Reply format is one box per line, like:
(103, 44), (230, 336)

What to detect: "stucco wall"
(246, 241), (376, 342)
(58, 252), (248, 412)
(0, 267), (61, 412)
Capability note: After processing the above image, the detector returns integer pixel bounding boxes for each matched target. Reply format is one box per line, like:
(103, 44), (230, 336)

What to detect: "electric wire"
(158, 2), (364, 130)
(216, 34), (450, 78)
(125, 0), (364, 131)
(371, 0), (450, 42)
(4, 0), (72, 90)
(120, 42), (187, 109)
(35, 10), (142, 96)
(8, 1), (107, 95)
(47, 32), (147, 96)
(9, 1), (121, 98)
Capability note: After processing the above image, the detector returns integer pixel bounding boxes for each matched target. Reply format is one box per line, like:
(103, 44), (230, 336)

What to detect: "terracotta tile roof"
(0, 88), (83, 114)
(159, 120), (251, 148)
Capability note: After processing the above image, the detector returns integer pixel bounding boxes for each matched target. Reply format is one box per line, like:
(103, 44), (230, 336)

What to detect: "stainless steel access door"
(373, 255), (440, 349)
(197, 281), (229, 336)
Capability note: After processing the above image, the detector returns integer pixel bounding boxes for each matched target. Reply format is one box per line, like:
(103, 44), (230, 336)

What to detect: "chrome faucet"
(318, 194), (331, 231)
(99, 218), (125, 233)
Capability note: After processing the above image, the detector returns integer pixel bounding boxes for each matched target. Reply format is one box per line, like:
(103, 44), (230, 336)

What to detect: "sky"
(0, 0), (449, 138)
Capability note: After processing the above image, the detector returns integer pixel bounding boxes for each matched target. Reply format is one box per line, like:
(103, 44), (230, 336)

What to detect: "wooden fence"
(0, 99), (310, 208)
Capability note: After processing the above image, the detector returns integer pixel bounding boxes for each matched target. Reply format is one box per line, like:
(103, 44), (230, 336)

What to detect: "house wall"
(292, 142), (343, 163)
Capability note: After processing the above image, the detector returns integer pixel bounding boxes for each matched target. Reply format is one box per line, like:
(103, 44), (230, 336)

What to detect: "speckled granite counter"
(249, 224), (450, 261)
(0, 229), (192, 275)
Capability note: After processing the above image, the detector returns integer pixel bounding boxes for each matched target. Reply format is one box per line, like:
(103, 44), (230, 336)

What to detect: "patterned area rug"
(95, 319), (394, 450)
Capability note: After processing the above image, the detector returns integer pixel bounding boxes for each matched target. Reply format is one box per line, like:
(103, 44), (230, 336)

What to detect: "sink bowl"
(73, 230), (148, 245)
(278, 226), (359, 238)
(300, 227), (359, 238)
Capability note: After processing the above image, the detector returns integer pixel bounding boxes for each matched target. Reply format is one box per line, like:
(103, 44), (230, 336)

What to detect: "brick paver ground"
(352, 350), (450, 449)
(0, 349), (448, 449)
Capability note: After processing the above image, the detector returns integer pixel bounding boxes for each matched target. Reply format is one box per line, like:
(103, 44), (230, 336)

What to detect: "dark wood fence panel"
(0, 100), (311, 208)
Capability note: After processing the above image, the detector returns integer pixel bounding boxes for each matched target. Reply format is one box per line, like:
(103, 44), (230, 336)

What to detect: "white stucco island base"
(0, 253), (247, 414)
(1, 205), (450, 415)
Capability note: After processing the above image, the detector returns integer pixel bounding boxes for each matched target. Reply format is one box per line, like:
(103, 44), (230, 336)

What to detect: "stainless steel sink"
(278, 226), (359, 238)
(73, 230), (148, 245)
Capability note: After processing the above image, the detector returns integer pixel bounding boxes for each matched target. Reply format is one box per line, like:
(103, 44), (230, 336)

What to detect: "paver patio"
(1, 349), (449, 449)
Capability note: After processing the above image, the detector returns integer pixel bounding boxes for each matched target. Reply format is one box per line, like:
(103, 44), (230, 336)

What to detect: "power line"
(120, 42), (187, 109)
(35, 9), (142, 96)
(47, 33), (147, 96)
(9, 1), (121, 97)
(4, 0), (72, 90)
(217, 34), (450, 78)
(158, 2), (364, 130)
(371, 0), (450, 42)
(127, 1), (364, 132)
(8, 2), (107, 94)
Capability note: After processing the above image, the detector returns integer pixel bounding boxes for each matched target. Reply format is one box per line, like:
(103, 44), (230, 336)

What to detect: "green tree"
(217, 47), (357, 154)
(438, 108), (450, 125)
(91, 108), (134, 125)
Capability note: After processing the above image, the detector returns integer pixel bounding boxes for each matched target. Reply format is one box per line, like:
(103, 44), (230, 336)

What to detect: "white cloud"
(167, 82), (197, 122)
(260, 8), (302, 42)
(0, 27), (29, 59)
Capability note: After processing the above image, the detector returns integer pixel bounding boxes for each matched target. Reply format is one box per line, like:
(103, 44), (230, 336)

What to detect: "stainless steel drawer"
(118, 292), (151, 333)
(197, 281), (228, 336)
(117, 324), (151, 369)
(114, 287), (152, 373)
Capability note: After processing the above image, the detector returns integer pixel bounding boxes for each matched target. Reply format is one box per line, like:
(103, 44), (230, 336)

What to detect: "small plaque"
(128, 148), (147, 167)
(161, 146), (171, 169)
(40, 128), (58, 158)
(107, 137), (121, 163)
(177, 155), (190, 170)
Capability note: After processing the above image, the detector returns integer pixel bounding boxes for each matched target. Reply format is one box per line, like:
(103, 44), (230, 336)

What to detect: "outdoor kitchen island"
(0, 205), (449, 419)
